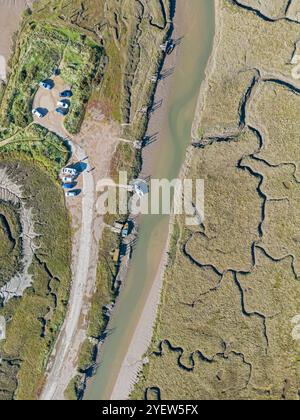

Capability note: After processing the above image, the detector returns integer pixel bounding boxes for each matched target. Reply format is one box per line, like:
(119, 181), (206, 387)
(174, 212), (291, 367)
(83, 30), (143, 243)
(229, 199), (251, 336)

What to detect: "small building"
(133, 180), (148, 197)
(111, 222), (123, 234)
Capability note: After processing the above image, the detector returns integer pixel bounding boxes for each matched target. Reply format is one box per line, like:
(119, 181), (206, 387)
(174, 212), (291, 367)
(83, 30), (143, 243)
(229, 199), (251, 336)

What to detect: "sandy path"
(40, 129), (119, 399)
(33, 82), (96, 400)
(38, 97), (119, 399)
(40, 142), (95, 400)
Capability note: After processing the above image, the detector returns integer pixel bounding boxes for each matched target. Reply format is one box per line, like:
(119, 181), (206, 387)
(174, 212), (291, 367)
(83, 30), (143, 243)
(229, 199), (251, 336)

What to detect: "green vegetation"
(0, 158), (71, 400)
(0, 359), (20, 400)
(0, 10), (100, 398)
(0, 202), (22, 289)
(0, 24), (62, 128)
(96, 38), (122, 122)
(0, 123), (70, 176)
(75, 228), (119, 379)
(110, 142), (142, 183)
(78, 339), (97, 373)
(64, 375), (83, 401)
(0, 9), (79, 400)
(30, 0), (170, 139)
(59, 32), (103, 134)
(0, 21), (102, 134)
(88, 228), (120, 339)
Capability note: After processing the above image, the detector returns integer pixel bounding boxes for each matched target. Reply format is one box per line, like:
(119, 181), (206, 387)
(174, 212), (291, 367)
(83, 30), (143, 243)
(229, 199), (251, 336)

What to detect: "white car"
(57, 100), (69, 109)
(62, 176), (74, 183)
(32, 108), (44, 118)
(63, 167), (78, 177)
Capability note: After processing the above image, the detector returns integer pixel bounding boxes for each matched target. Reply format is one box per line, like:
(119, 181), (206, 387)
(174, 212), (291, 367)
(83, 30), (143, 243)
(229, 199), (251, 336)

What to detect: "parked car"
(57, 100), (69, 109)
(59, 90), (73, 98)
(39, 80), (53, 90)
(32, 108), (45, 118)
(62, 183), (76, 190)
(55, 107), (68, 116)
(65, 190), (79, 198)
(62, 176), (74, 183)
(63, 167), (78, 177)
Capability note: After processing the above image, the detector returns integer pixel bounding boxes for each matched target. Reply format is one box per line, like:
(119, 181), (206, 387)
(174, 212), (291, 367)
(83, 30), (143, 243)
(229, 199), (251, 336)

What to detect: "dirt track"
(40, 141), (96, 400)
(35, 81), (119, 399)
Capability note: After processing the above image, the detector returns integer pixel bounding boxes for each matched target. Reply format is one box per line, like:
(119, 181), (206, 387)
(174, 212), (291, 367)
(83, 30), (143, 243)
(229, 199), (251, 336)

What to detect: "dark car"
(39, 80), (53, 90)
(55, 107), (68, 116)
(62, 183), (77, 190)
(59, 90), (73, 98)
(65, 190), (81, 197)
(32, 107), (48, 118)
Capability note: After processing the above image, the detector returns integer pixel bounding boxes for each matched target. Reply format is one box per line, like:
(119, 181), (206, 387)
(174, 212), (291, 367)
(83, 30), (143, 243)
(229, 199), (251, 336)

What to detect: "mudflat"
(0, 0), (31, 80)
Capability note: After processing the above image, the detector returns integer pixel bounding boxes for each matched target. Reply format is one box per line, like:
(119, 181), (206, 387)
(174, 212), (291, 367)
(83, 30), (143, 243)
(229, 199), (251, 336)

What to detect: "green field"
(0, 202), (22, 289)
(0, 158), (71, 400)
(0, 5), (85, 401)
(0, 21), (102, 134)
(30, 0), (170, 139)
(0, 123), (70, 176)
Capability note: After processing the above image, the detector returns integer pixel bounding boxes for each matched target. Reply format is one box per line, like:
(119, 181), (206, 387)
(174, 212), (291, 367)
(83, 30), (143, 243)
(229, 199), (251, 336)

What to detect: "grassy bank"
(0, 20), (103, 135)
(0, 3), (87, 400)
(0, 157), (71, 400)
(0, 202), (22, 289)
(29, 0), (171, 140)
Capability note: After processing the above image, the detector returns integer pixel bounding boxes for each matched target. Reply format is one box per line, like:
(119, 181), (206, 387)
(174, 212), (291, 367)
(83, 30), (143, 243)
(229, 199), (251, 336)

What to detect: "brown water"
(87, 0), (215, 400)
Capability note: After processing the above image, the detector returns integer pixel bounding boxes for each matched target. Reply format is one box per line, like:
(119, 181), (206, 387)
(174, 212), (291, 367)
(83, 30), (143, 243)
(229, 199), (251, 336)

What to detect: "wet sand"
(0, 0), (32, 81)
